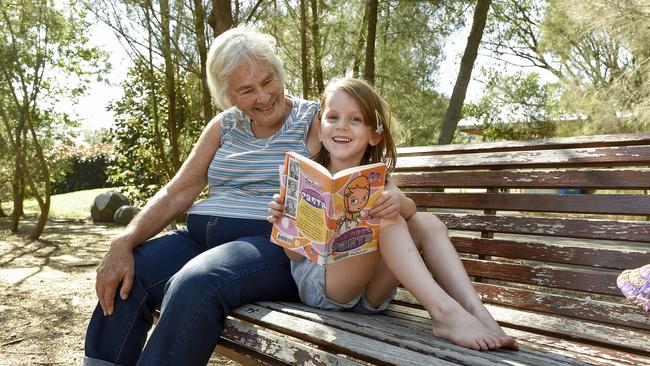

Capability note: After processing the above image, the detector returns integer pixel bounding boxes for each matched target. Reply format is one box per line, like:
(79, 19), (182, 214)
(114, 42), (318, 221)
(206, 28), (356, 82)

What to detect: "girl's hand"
(267, 193), (285, 223)
(369, 190), (401, 218)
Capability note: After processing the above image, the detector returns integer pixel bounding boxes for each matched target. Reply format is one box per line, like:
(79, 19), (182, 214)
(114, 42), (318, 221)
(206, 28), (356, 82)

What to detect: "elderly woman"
(84, 26), (321, 366)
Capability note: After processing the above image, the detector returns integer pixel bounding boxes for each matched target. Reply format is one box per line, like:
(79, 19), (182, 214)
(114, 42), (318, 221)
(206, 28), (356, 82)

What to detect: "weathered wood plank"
(393, 169), (650, 189)
(221, 318), (362, 365)
(438, 213), (650, 242)
(407, 192), (650, 215)
(230, 304), (457, 366)
(263, 301), (590, 366)
(386, 303), (650, 355)
(216, 339), (286, 366)
(395, 286), (650, 331)
(451, 236), (650, 269)
(395, 145), (650, 172)
(461, 258), (621, 295)
(382, 305), (650, 366)
(396, 133), (650, 157)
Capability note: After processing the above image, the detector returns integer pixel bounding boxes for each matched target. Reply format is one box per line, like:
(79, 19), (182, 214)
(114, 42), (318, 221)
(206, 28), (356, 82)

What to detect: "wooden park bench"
(214, 132), (650, 365)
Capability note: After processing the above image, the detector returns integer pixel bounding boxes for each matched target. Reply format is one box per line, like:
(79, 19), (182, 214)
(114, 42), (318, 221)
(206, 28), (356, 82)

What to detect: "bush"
(49, 143), (118, 194)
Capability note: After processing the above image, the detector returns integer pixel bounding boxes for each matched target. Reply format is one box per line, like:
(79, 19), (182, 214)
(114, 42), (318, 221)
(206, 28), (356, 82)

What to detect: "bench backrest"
(393, 132), (650, 354)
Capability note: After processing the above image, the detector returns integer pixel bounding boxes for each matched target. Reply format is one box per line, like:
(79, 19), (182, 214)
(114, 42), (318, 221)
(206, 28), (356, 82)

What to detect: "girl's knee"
(409, 212), (448, 236)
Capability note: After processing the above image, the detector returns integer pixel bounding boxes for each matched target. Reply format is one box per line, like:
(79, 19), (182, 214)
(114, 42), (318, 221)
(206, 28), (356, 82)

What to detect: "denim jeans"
(84, 214), (299, 366)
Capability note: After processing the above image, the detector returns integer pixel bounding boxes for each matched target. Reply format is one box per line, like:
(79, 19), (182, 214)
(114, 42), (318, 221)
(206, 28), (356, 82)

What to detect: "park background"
(1, 0), (649, 365)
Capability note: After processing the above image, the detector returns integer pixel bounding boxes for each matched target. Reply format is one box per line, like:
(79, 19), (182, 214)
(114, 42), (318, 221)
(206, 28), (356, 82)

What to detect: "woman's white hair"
(206, 25), (286, 110)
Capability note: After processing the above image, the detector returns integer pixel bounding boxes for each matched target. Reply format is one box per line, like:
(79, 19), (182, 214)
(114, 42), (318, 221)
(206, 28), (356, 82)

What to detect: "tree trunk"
(25, 111), (50, 240)
(192, 0), (214, 122)
(438, 0), (491, 145)
(144, 4), (173, 180)
(353, 3), (369, 79)
(299, 0), (310, 99)
(208, 0), (234, 38)
(310, 0), (324, 95)
(363, 0), (378, 85)
(159, 0), (181, 171)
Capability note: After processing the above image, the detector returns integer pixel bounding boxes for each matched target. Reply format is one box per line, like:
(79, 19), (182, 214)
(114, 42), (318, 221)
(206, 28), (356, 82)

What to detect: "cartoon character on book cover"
(272, 153), (385, 265)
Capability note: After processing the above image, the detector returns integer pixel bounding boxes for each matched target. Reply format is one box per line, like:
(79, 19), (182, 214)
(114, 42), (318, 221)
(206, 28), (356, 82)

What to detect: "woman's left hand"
(369, 190), (401, 218)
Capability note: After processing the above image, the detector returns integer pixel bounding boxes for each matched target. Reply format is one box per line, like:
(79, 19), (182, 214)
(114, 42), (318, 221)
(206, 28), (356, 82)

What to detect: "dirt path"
(0, 219), (236, 366)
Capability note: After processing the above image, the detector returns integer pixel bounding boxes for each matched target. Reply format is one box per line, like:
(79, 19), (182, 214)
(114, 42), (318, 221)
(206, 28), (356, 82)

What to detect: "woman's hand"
(267, 193), (285, 223)
(95, 238), (135, 316)
(369, 190), (401, 218)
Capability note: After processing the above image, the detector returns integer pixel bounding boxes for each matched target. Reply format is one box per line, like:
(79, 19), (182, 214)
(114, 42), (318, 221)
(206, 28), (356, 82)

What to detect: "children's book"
(271, 151), (386, 265)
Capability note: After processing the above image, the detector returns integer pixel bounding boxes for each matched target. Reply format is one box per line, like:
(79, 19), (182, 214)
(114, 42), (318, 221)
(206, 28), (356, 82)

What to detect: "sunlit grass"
(1, 187), (119, 220)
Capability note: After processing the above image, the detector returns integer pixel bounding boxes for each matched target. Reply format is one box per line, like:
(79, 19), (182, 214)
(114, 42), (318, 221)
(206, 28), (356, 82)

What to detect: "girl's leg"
(407, 212), (517, 349)
(324, 251), (382, 305)
(368, 216), (506, 351)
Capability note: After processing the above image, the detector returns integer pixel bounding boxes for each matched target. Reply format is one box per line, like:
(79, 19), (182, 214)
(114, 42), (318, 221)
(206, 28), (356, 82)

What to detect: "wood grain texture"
(393, 169), (650, 189)
(395, 145), (650, 172)
(407, 192), (650, 215)
(438, 213), (650, 242)
(450, 236), (650, 269)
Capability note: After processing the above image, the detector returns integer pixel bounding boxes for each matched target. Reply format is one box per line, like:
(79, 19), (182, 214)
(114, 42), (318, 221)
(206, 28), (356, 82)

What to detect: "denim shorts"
(290, 258), (395, 313)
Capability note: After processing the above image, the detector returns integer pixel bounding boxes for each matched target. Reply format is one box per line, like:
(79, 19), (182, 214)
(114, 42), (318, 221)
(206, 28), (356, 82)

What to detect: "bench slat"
(221, 318), (361, 365)
(451, 237), (650, 269)
(438, 213), (650, 242)
(461, 259), (620, 295)
(397, 132), (650, 156)
(265, 301), (590, 366)
(396, 145), (650, 171)
(384, 304), (650, 366)
(260, 302), (529, 366)
(395, 285), (650, 330)
(231, 304), (457, 366)
(387, 303), (650, 355)
(473, 283), (650, 330)
(394, 169), (650, 189)
(408, 192), (650, 215)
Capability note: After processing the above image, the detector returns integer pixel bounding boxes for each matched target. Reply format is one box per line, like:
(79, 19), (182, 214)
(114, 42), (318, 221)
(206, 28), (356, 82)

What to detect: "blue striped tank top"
(188, 96), (319, 219)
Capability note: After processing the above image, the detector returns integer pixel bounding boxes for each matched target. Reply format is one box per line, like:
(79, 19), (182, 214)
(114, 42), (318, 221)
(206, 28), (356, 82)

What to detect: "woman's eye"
(363, 195), (368, 200)
(350, 117), (362, 124)
(351, 198), (359, 205)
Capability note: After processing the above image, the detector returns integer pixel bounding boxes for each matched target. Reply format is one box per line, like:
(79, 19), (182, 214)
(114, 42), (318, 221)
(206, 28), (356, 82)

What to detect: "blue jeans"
(84, 215), (299, 366)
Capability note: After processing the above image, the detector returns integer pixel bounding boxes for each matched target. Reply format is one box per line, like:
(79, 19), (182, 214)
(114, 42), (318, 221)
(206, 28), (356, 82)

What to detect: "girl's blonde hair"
(313, 78), (398, 173)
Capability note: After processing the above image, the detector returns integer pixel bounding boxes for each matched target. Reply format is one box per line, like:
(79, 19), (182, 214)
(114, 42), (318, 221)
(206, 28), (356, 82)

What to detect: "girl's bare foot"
(429, 301), (508, 351)
(467, 303), (519, 350)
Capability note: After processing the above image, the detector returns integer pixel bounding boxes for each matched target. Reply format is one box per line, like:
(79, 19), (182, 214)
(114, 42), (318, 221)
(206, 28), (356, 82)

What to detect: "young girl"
(268, 78), (517, 351)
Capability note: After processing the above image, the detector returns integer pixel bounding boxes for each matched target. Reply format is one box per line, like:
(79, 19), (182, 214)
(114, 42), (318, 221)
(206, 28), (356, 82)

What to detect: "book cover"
(271, 151), (386, 265)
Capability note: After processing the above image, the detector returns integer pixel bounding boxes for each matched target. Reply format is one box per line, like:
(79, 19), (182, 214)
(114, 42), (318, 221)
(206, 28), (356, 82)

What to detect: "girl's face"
(320, 90), (381, 172)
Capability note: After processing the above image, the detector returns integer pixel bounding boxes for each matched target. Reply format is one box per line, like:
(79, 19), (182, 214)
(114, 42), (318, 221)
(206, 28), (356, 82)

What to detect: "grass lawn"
(1, 187), (119, 220)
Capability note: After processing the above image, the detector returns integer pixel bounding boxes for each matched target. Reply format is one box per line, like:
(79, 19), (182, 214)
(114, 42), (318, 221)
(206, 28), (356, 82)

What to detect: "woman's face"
(227, 59), (286, 134)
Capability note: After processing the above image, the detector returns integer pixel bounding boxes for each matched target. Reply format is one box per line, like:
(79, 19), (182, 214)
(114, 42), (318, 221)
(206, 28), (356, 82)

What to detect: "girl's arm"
(267, 193), (305, 262)
(369, 180), (417, 220)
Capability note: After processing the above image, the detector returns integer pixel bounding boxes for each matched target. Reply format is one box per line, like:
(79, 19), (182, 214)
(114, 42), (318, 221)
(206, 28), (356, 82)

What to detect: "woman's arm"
(96, 114), (223, 316)
(306, 113), (321, 156)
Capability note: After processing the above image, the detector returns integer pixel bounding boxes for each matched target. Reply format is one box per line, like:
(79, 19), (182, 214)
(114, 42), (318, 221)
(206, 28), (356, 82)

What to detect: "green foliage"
(463, 70), (558, 141)
(49, 143), (117, 194)
(0, 0), (109, 228)
(260, 0), (468, 146)
(107, 62), (204, 205)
